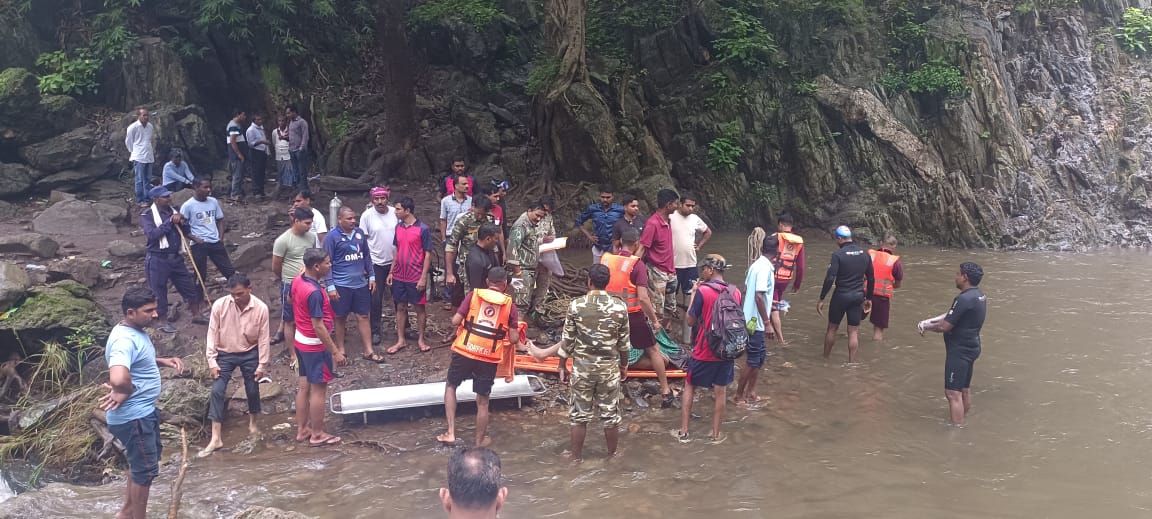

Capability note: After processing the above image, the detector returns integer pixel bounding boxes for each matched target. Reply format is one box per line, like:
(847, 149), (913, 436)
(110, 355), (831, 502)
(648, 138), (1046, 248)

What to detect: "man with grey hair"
(441, 447), (507, 518)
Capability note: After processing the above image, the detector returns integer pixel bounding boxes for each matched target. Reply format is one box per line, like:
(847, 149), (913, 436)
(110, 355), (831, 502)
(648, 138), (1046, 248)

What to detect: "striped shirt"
(392, 219), (433, 283)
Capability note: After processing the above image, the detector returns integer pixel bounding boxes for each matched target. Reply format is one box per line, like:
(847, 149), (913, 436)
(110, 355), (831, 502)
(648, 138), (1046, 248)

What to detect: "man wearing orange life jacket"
(868, 235), (904, 341)
(769, 214), (805, 343)
(438, 267), (519, 447)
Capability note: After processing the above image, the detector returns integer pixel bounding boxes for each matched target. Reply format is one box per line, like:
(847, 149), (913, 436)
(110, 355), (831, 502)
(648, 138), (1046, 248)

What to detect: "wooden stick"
(167, 427), (190, 519)
(176, 225), (211, 302)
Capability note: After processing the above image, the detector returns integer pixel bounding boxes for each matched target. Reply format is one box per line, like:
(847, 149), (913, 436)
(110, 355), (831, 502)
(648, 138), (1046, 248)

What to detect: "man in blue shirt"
(574, 184), (624, 265)
(161, 148), (195, 192)
(180, 178), (234, 283)
(323, 206), (384, 363)
(140, 185), (205, 333)
(100, 287), (186, 519)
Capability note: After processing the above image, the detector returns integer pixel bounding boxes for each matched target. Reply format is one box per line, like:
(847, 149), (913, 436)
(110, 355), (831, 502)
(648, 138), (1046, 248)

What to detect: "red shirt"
(291, 274), (334, 353)
(491, 205), (504, 227)
(687, 280), (742, 361)
(445, 176), (475, 197)
(392, 219), (433, 284)
(639, 212), (674, 274)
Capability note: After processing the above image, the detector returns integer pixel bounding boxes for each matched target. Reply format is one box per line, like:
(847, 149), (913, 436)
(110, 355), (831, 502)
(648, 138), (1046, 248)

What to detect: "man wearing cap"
(919, 262), (987, 426)
(816, 226), (874, 363)
(361, 186), (398, 345)
(140, 185), (206, 333)
(161, 149), (195, 192)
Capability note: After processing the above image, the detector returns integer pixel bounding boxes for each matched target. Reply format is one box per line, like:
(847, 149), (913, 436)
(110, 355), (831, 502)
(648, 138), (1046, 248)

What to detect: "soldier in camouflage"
(549, 263), (631, 461)
(444, 196), (498, 306)
(506, 199), (548, 307)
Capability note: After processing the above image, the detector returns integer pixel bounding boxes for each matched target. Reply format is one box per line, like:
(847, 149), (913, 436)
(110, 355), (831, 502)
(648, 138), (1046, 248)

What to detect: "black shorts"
(447, 351), (498, 396)
(944, 353), (978, 391)
(675, 267), (699, 295)
(108, 409), (162, 486)
(828, 292), (865, 326)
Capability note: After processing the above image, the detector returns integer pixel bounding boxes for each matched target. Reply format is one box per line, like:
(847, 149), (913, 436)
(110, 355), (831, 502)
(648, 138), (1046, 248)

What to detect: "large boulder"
(18, 127), (98, 174)
(157, 378), (209, 421)
(0, 263), (30, 313)
(46, 257), (103, 287)
(106, 104), (218, 176)
(452, 101), (501, 154)
(0, 68), (81, 148)
(0, 233), (60, 258)
(0, 162), (36, 198)
(107, 240), (145, 259)
(231, 241), (271, 271)
(0, 280), (109, 345)
(105, 37), (198, 111)
(0, 68), (39, 121)
(32, 199), (120, 235)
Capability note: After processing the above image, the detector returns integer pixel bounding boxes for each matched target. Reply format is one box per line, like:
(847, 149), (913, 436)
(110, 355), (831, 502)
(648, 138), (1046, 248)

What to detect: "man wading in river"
(919, 262), (987, 426)
(101, 287), (186, 519)
(292, 248), (344, 446)
(817, 226), (874, 363)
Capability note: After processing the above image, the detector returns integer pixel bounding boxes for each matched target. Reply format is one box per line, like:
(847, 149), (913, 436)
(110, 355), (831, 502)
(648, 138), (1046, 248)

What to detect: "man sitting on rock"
(139, 185), (204, 333)
(199, 273), (270, 458)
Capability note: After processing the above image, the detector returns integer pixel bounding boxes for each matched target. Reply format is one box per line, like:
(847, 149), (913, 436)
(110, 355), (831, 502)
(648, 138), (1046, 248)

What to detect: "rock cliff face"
(2, 0), (1151, 248)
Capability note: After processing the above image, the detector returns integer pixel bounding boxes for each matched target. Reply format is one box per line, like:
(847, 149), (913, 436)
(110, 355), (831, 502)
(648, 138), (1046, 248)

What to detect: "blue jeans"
(132, 161), (152, 203)
(290, 150), (310, 190)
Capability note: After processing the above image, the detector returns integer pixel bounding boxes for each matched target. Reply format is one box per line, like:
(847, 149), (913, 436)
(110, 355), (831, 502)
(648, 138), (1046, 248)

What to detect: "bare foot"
(386, 342), (407, 354)
(436, 432), (456, 444)
(249, 424), (261, 436)
(197, 438), (224, 458)
(477, 435), (492, 447)
(295, 428), (312, 442)
(418, 340), (432, 352)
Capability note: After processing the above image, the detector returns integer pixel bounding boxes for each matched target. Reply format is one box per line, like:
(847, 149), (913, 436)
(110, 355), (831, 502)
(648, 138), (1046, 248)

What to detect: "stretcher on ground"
(330, 375), (546, 423)
(514, 355), (687, 378)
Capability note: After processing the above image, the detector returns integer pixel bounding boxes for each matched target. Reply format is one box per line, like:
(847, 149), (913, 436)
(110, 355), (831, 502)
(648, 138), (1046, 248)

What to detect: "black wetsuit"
(819, 241), (874, 326)
(943, 287), (987, 391)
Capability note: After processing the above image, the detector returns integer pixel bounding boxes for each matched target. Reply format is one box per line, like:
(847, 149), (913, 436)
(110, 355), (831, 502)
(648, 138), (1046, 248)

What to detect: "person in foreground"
(550, 264), (630, 461)
(438, 267), (519, 447)
(291, 248), (345, 446)
(201, 273), (270, 457)
(675, 254), (740, 444)
(441, 447), (507, 519)
(919, 262), (987, 426)
(816, 225), (873, 363)
(100, 287), (185, 519)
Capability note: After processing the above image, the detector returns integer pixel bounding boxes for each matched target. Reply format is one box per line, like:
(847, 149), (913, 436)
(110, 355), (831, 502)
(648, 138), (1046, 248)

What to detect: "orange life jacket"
(601, 252), (642, 313)
(868, 249), (900, 298)
(775, 232), (804, 281)
(452, 288), (513, 363)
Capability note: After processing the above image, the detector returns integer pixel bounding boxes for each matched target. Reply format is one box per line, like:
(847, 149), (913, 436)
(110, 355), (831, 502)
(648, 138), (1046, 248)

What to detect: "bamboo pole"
(167, 427), (190, 519)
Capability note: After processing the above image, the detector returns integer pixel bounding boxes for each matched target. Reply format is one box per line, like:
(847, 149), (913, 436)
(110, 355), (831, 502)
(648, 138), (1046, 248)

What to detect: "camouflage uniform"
(445, 210), (496, 289)
(559, 290), (630, 426)
(532, 213), (558, 311)
(506, 212), (542, 307)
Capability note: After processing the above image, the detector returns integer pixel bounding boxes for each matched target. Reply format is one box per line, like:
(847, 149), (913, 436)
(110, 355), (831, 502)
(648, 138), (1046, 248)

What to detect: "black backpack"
(701, 282), (748, 360)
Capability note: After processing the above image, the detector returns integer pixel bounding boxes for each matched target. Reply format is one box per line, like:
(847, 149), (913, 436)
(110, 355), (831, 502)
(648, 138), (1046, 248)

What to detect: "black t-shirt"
(819, 242), (874, 299)
(944, 287), (987, 355)
(612, 216), (645, 242)
(466, 244), (498, 290)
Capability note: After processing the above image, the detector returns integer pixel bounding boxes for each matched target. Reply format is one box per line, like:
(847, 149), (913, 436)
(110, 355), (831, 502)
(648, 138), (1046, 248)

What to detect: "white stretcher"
(330, 375), (547, 423)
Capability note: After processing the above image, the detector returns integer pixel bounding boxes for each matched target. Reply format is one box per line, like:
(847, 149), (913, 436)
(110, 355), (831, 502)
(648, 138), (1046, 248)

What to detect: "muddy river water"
(3, 234), (1151, 518)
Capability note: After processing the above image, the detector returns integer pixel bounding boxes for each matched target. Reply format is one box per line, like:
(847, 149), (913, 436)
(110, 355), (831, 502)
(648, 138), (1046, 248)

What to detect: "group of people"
(98, 162), (988, 517)
(125, 105), (312, 207)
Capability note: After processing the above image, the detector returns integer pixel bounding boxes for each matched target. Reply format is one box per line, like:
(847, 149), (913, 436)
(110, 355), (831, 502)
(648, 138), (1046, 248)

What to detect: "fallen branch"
(167, 427), (189, 519)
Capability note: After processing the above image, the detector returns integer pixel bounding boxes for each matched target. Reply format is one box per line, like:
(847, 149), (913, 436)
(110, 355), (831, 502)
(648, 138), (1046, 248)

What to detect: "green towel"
(628, 329), (683, 365)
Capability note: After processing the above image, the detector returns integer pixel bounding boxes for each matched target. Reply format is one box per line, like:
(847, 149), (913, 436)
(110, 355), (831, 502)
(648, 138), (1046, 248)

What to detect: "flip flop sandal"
(362, 352), (387, 364)
(309, 435), (342, 447)
(257, 376), (272, 384)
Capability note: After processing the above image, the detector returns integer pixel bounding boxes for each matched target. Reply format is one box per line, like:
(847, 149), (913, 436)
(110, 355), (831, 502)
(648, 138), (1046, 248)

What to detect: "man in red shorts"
(868, 235), (903, 341)
(291, 248), (345, 446)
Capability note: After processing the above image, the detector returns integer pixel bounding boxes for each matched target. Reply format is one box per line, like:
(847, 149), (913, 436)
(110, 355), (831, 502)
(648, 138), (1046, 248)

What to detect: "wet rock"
(231, 381), (283, 401)
(18, 127), (97, 174)
(35, 165), (118, 192)
(0, 262), (30, 312)
(158, 378), (210, 421)
(47, 190), (76, 204)
(170, 188), (196, 208)
(452, 101), (500, 153)
(0, 201), (16, 218)
(46, 257), (102, 287)
(313, 175), (371, 193)
(105, 37), (198, 111)
(231, 241), (271, 271)
(0, 280), (109, 342)
(32, 199), (119, 235)
(230, 506), (315, 519)
(0, 67), (39, 121)
(106, 240), (145, 259)
(0, 233), (59, 258)
(0, 162), (36, 198)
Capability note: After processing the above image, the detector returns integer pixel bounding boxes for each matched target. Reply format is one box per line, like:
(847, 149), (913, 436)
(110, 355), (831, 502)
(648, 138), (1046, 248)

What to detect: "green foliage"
(903, 60), (966, 97)
(1118, 7), (1152, 55)
(714, 7), (781, 72)
(35, 51), (100, 96)
(748, 181), (781, 210)
(331, 111), (353, 140)
(1014, 2), (1035, 15)
(526, 57), (560, 96)
(979, 130), (990, 139)
(707, 121), (745, 174)
(701, 71), (751, 111)
(195, 0), (374, 58)
(792, 79), (817, 96)
(409, 0), (501, 30)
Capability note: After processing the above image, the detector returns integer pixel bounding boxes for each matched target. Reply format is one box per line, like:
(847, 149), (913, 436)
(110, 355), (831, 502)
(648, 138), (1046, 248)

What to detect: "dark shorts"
(772, 280), (788, 305)
(392, 280), (427, 305)
(108, 409), (162, 486)
(686, 357), (735, 388)
(868, 295), (891, 328)
(280, 282), (294, 322)
(675, 267), (699, 295)
(628, 311), (657, 349)
(745, 330), (767, 369)
(295, 348), (334, 384)
(332, 285), (371, 317)
(828, 291), (865, 326)
(945, 352), (978, 391)
(447, 351), (498, 396)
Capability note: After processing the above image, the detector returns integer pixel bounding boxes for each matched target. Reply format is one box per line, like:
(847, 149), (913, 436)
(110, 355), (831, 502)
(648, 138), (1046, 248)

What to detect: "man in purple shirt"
(322, 207), (383, 363)
(639, 188), (680, 326)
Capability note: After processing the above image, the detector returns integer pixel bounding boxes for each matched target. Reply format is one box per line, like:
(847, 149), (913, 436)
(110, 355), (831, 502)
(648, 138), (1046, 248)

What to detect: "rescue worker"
(445, 197), (497, 308)
(770, 214), (804, 343)
(868, 235), (904, 341)
(438, 267), (519, 447)
(817, 226), (874, 363)
(506, 200), (547, 308)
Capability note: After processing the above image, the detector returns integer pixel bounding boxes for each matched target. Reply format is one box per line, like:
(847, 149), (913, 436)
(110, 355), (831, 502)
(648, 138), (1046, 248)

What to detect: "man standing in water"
(769, 214), (804, 343)
(735, 235), (775, 405)
(817, 226), (874, 363)
(639, 189), (680, 326)
(439, 267), (519, 447)
(100, 287), (186, 519)
(292, 248), (344, 446)
(920, 262), (986, 426)
(440, 447), (507, 518)
(868, 235), (904, 341)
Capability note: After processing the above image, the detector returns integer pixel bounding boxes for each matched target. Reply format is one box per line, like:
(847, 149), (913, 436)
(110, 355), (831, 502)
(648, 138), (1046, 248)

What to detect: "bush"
(707, 121), (745, 173)
(410, 0), (502, 30)
(35, 51), (100, 97)
(882, 60), (966, 98)
(1118, 7), (1152, 55)
(526, 57), (560, 96)
(714, 7), (781, 72)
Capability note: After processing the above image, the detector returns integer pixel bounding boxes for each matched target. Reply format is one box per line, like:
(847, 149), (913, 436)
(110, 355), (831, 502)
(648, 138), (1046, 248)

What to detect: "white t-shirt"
(743, 255), (775, 332)
(360, 206), (398, 265)
(670, 212), (709, 269)
(310, 208), (328, 246)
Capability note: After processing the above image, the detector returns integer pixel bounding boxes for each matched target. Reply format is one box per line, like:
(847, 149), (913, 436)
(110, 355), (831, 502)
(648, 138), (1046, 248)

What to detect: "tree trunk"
(543, 0), (588, 99)
(375, 0), (419, 151)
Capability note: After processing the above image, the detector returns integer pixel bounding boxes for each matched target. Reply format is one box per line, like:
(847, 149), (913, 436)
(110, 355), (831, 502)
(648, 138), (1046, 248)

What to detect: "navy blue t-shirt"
(944, 287), (987, 356)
